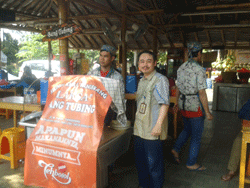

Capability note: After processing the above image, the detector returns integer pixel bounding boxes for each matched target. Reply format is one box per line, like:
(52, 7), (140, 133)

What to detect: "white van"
(18, 60), (61, 79)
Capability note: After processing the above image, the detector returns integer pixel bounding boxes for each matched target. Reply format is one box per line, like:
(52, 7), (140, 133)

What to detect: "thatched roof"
(1, 0), (250, 50)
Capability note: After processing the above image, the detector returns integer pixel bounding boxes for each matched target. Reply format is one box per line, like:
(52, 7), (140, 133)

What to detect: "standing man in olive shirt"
(134, 51), (170, 188)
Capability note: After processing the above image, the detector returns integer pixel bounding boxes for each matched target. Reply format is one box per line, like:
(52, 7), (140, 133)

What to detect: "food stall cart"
(22, 75), (131, 188)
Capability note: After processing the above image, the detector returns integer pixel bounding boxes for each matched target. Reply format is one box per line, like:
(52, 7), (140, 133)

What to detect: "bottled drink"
(24, 88), (29, 103)
(29, 88), (35, 103)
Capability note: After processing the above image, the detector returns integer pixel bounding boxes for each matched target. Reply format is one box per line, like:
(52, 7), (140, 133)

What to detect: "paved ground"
(0, 89), (246, 188)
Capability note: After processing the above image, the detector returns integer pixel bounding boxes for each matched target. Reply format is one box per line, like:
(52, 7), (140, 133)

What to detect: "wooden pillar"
(118, 45), (122, 65)
(0, 28), (2, 69)
(121, 0), (127, 83)
(134, 50), (138, 66)
(184, 48), (188, 62)
(153, 15), (158, 56)
(58, 0), (69, 75)
(48, 41), (52, 71)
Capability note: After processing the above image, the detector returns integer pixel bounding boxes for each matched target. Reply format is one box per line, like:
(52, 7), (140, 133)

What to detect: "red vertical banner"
(24, 75), (112, 188)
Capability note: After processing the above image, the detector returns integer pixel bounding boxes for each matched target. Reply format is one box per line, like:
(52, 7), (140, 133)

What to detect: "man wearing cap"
(88, 44), (123, 85)
(171, 41), (213, 171)
(87, 44), (124, 126)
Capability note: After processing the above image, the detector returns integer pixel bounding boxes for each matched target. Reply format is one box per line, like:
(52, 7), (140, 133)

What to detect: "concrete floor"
(0, 89), (247, 188)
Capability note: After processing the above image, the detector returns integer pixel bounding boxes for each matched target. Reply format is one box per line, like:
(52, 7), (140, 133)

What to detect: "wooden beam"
(69, 45), (250, 51)
(206, 30), (212, 48)
(79, 33), (104, 36)
(4, 0), (21, 9)
(121, 0), (127, 83)
(70, 14), (111, 20)
(72, 0), (164, 34)
(22, 0), (40, 12)
(69, 36), (81, 48)
(75, 1), (104, 41)
(203, 23), (250, 29)
(16, 0), (33, 11)
(72, 1), (101, 30)
(0, 24), (41, 32)
(58, 0), (69, 74)
(157, 36), (163, 49)
(38, 0), (53, 16)
(87, 35), (99, 48)
(220, 30), (225, 46)
(142, 35), (150, 49)
(125, 0), (152, 30)
(131, 34), (142, 49)
(197, 3), (250, 10)
(180, 30), (186, 47)
(70, 6), (95, 47)
(69, 47), (99, 50)
(32, 0), (48, 13)
(153, 15), (158, 55)
(96, 35), (105, 46)
(182, 10), (250, 16)
(189, 15), (192, 23)
(73, 35), (87, 48)
(43, 0), (54, 16)
(73, 0), (121, 18)
(125, 9), (164, 15)
(165, 33), (174, 48)
(127, 0), (148, 10)
(194, 32), (199, 42)
(235, 29), (238, 48)
(3, 17), (59, 25)
(162, 22), (213, 28)
(106, 0), (116, 11)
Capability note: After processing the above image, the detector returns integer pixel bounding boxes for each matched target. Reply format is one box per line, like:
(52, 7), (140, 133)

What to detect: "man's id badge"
(139, 103), (147, 114)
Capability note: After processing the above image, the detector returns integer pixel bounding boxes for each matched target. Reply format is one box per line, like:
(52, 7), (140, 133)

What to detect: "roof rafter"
(220, 30), (225, 46)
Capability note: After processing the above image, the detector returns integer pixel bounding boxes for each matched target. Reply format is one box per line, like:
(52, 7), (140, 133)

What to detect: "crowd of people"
(23, 41), (249, 187)
(87, 42), (214, 188)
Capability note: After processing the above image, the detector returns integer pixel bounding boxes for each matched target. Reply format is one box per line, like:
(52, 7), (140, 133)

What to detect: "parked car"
(18, 60), (61, 79)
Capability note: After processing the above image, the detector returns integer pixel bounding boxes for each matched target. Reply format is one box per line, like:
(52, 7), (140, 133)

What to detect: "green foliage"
(16, 33), (59, 64)
(127, 51), (134, 64)
(6, 64), (18, 76)
(158, 51), (168, 66)
(16, 33), (100, 69)
(1, 32), (19, 65)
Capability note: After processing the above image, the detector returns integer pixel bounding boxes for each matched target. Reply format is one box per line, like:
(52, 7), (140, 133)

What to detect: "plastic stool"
(0, 127), (26, 169)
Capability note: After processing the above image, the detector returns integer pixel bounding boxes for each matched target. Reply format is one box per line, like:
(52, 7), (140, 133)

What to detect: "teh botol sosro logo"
(38, 160), (72, 185)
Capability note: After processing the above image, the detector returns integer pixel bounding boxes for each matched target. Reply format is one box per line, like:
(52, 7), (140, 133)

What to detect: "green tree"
(16, 33), (100, 69)
(1, 32), (19, 75)
(158, 51), (168, 66)
(16, 33), (59, 64)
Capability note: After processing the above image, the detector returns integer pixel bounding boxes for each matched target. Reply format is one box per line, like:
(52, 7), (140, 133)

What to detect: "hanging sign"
(42, 22), (81, 42)
(24, 75), (112, 188)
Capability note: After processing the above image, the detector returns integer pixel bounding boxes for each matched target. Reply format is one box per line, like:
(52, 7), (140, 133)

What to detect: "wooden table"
(97, 126), (133, 188)
(0, 96), (42, 127)
(19, 115), (133, 188)
(0, 87), (16, 119)
(239, 120), (250, 188)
